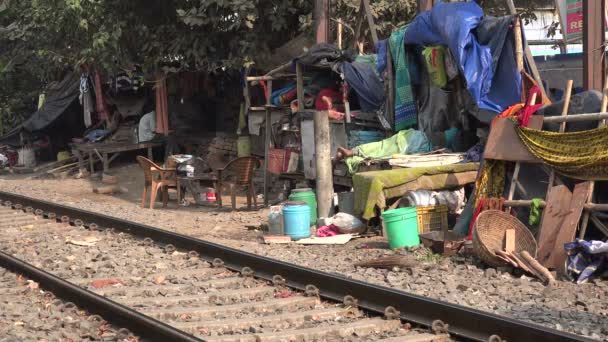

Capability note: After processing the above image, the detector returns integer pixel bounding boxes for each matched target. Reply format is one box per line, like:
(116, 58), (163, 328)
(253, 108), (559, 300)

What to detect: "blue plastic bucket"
(283, 204), (311, 240)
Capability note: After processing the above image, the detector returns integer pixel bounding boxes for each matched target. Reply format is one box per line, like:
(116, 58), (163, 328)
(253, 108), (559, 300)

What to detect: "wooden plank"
(548, 181), (591, 273)
(295, 234), (354, 245)
(484, 116), (543, 162)
(536, 185), (572, 268)
(504, 228), (515, 253)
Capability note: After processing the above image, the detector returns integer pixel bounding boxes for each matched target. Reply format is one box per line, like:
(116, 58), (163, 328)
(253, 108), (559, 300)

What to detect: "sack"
(422, 46), (448, 88)
(331, 212), (365, 234)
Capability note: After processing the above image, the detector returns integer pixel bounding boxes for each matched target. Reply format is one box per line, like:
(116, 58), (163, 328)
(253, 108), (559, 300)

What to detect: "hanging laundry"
(79, 74), (94, 128)
(389, 26), (418, 130)
(375, 40), (388, 75)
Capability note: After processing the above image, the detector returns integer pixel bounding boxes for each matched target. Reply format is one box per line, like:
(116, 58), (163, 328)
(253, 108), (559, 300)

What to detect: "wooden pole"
(263, 105), (271, 208)
(362, 0), (378, 45)
(505, 0), (548, 99)
(338, 20), (343, 50)
(579, 81), (608, 239)
(513, 15), (524, 73)
(545, 80), (573, 195)
(312, 2), (333, 223)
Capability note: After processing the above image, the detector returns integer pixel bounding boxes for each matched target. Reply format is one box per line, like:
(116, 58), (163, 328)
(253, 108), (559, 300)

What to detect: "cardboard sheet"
(484, 116), (543, 162)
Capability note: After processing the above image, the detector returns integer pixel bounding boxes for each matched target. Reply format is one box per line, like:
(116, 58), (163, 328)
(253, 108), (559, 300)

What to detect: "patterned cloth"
(389, 26), (417, 130)
(565, 239), (608, 284)
(516, 125), (608, 180)
(353, 163), (479, 220)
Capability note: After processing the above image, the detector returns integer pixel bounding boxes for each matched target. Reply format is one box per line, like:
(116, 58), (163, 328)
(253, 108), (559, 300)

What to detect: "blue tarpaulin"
(404, 1), (521, 113)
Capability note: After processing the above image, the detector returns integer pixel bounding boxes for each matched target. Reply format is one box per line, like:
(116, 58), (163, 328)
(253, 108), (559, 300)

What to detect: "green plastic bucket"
(288, 189), (317, 225)
(382, 207), (420, 249)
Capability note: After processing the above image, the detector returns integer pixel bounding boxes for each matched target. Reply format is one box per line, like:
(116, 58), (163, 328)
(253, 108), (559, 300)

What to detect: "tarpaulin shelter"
(0, 72), (81, 146)
(403, 1), (522, 118)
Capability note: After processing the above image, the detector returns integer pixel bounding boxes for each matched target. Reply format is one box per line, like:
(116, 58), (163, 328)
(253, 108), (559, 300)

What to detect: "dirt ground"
(1, 161), (607, 340)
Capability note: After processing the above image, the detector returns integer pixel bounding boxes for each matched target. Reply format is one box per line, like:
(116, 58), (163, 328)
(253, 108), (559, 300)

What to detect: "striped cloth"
(389, 26), (417, 131)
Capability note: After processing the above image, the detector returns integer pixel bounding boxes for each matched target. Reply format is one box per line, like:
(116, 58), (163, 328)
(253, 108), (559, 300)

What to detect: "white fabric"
(138, 111), (157, 142)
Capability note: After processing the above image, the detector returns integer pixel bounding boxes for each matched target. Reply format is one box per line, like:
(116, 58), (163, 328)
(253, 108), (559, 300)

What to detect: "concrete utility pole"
(582, 0), (606, 91)
(313, 0), (333, 221)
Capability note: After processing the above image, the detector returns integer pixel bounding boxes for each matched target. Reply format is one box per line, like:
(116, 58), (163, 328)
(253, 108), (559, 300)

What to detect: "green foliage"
(0, 0), (545, 133)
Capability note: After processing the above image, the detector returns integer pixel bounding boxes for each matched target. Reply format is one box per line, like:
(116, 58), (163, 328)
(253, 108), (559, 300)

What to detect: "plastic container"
(237, 136), (251, 157)
(382, 207), (420, 249)
(268, 205), (284, 235)
(416, 205), (448, 234)
(338, 192), (355, 215)
(283, 203), (311, 240)
(268, 149), (285, 174)
(18, 147), (36, 168)
(289, 189), (317, 225)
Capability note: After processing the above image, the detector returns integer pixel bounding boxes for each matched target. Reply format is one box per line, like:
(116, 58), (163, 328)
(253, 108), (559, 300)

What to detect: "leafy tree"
(0, 0), (548, 135)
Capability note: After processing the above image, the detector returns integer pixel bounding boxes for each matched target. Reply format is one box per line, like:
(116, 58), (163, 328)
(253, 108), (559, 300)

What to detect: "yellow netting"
(516, 125), (608, 180)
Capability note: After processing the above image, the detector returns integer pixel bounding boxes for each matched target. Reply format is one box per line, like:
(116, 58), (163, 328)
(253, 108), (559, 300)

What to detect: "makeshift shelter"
(0, 73), (81, 147)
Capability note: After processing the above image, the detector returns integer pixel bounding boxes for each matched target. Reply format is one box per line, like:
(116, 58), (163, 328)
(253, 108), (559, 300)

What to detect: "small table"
(177, 174), (218, 205)
(72, 141), (165, 174)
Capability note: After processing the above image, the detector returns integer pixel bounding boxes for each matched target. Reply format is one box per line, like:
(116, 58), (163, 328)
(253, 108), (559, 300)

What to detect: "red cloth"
(467, 198), (486, 240)
(515, 85), (543, 128)
(94, 72), (110, 121)
(316, 224), (340, 237)
(315, 88), (342, 110)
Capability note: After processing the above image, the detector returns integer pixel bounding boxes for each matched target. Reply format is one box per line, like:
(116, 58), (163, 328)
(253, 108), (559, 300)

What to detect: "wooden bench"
(72, 141), (164, 174)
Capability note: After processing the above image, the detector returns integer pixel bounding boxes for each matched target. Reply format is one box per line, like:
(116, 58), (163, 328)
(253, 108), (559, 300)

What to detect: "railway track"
(0, 265), (137, 341)
(0, 191), (594, 342)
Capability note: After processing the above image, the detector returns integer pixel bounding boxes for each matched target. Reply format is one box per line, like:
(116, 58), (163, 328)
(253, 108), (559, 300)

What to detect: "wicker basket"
(416, 205), (448, 234)
(472, 210), (537, 267)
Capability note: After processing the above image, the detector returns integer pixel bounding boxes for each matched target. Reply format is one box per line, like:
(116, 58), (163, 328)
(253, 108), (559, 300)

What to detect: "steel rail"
(0, 191), (593, 342)
(0, 250), (201, 342)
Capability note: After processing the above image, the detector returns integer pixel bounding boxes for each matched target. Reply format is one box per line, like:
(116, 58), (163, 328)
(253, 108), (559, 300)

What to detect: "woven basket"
(472, 210), (537, 267)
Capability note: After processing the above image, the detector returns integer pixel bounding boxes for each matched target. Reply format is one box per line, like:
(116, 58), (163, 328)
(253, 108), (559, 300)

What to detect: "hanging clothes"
(93, 72), (110, 122)
(79, 74), (94, 128)
(155, 74), (170, 136)
(389, 26), (418, 130)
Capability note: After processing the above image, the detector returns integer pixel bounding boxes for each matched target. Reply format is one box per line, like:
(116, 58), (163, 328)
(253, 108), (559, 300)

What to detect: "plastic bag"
(422, 46), (447, 88)
(331, 212), (365, 234)
(268, 206), (284, 235)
